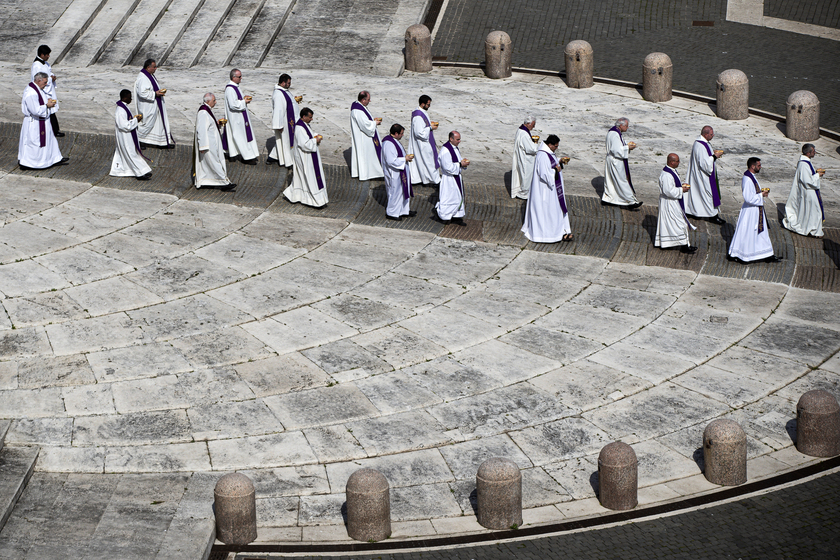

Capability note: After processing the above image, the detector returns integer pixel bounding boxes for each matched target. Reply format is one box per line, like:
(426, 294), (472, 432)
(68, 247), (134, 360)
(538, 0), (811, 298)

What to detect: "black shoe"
(219, 183), (236, 191)
(137, 172), (152, 180)
(452, 217), (467, 227)
(266, 157), (278, 165)
(708, 215), (726, 225)
(386, 215), (402, 221)
(764, 255), (783, 263)
(680, 245), (698, 254)
(630, 201), (643, 209)
(54, 157), (69, 166)
(727, 255), (746, 264)
(242, 158), (257, 165)
(55, 131), (65, 137)
(408, 211), (417, 217)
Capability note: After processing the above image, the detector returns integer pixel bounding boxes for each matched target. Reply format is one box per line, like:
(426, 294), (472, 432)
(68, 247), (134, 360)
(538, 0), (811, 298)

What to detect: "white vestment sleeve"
(660, 172), (683, 199)
(196, 112), (211, 151)
(606, 131), (629, 159)
(383, 142), (405, 170)
(412, 115), (431, 141)
(226, 87), (247, 111)
(115, 109), (138, 133)
(352, 109), (377, 137)
(695, 141), (715, 175)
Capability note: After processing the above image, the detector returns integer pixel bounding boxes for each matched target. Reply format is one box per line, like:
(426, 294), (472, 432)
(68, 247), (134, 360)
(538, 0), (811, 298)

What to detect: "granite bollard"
(476, 457), (522, 530)
(405, 24), (432, 73)
(786, 91), (820, 142)
(564, 40), (594, 88)
(214, 473), (257, 545)
(716, 69), (749, 120)
(642, 52), (672, 103)
(484, 31), (512, 79)
(346, 468), (391, 542)
(598, 442), (637, 510)
(703, 419), (747, 486)
(796, 389), (840, 457)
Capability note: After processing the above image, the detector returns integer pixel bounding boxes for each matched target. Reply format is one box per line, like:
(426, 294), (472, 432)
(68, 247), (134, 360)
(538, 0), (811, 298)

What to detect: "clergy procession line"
(18, 46), (828, 263)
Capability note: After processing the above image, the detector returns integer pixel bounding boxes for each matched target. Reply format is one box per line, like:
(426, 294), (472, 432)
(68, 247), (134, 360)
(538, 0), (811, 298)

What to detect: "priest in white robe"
(655, 153), (697, 253)
(783, 143), (825, 238)
(408, 94), (440, 186)
(224, 68), (260, 164)
(18, 73), (65, 170)
(134, 59), (174, 147)
(511, 116), (538, 199)
(284, 107), (328, 208)
(435, 131), (468, 225)
(110, 89), (152, 179)
(728, 158), (781, 263)
(194, 93), (235, 191)
(350, 91), (384, 180)
(268, 73), (298, 167)
(31, 45), (62, 137)
(602, 117), (641, 208)
(521, 134), (572, 243)
(685, 125), (725, 224)
(381, 123), (416, 220)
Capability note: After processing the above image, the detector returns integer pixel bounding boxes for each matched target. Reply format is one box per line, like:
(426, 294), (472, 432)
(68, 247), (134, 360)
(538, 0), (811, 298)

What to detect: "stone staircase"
(0, 421), (39, 536)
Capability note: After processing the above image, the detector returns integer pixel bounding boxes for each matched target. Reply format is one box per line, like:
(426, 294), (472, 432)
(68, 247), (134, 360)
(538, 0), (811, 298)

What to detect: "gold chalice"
(294, 95), (303, 103)
(531, 135), (539, 143)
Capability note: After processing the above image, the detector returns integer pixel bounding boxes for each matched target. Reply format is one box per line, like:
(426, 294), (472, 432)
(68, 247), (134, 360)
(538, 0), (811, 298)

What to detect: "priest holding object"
(728, 158), (781, 264)
(435, 130), (468, 226)
(783, 143), (825, 238)
(510, 116), (538, 199)
(284, 107), (328, 208)
(350, 91), (384, 181)
(601, 117), (641, 208)
(655, 153), (696, 254)
(224, 69), (260, 164)
(110, 89), (152, 180)
(269, 73), (299, 167)
(195, 93), (235, 191)
(408, 94), (440, 187)
(134, 59), (174, 148)
(381, 123), (415, 221)
(19, 72), (66, 170)
(685, 126), (725, 225)
(521, 134), (572, 243)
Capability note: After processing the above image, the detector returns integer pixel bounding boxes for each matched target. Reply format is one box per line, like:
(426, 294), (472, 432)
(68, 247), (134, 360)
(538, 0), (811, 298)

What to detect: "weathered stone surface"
(405, 24), (432, 72)
(348, 410), (455, 455)
(234, 354), (331, 398)
(476, 457), (522, 530)
(536, 303), (648, 345)
(302, 339), (392, 380)
(786, 90), (820, 141)
(355, 371), (442, 414)
(500, 325), (604, 365)
(265, 384), (378, 430)
(86, 343), (192, 383)
(509, 417), (611, 466)
(529, 360), (650, 411)
(796, 389), (840, 457)
(598, 441), (637, 510)
(439, 434), (532, 480)
(716, 69), (749, 120)
(703, 419), (747, 485)
(484, 31), (512, 79)
(346, 468), (390, 541)
(642, 52), (672, 102)
(215, 473), (257, 545)
(564, 40), (594, 88)
(207, 432), (318, 470)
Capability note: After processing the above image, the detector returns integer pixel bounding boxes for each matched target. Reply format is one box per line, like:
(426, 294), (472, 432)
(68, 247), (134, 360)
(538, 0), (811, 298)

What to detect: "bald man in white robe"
(655, 153), (696, 253)
(18, 73), (65, 170)
(195, 93), (235, 191)
(511, 117), (538, 199)
(435, 131), (468, 225)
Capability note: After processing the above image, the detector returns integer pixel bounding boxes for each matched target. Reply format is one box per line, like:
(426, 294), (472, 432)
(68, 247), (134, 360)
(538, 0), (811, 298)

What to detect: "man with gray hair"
(224, 68), (259, 164)
(195, 93), (235, 191)
(134, 58), (174, 147)
(19, 72), (66, 169)
(510, 116), (538, 199)
(601, 117), (641, 208)
(350, 90), (384, 180)
(783, 143), (825, 237)
(685, 125), (725, 224)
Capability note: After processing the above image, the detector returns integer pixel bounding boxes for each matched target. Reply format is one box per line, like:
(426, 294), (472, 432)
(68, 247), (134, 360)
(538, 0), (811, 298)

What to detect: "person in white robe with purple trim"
(408, 94), (440, 186)
(269, 73), (298, 167)
(521, 134), (572, 243)
(728, 157), (781, 263)
(350, 91), (384, 180)
(435, 130), (468, 225)
(224, 68), (260, 164)
(783, 143), (825, 238)
(31, 45), (62, 137)
(284, 107), (328, 208)
(18, 73), (64, 170)
(685, 126), (725, 224)
(602, 117), (641, 208)
(110, 89), (152, 179)
(194, 93), (234, 191)
(381, 123), (416, 220)
(511, 116), (538, 199)
(655, 153), (697, 253)
(134, 59), (174, 147)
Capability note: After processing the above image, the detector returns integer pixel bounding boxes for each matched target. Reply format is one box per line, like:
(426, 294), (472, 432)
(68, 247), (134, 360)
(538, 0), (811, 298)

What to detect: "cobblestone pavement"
(766, 0), (840, 29)
(432, 0), (840, 131)
(263, 469), (840, 559)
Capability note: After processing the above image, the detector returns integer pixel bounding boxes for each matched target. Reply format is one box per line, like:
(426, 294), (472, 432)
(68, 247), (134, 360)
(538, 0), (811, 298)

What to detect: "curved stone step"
(60, 0), (144, 67)
(96, 0), (178, 67)
(33, 0), (109, 64)
(130, 0), (207, 67)
(0, 446), (39, 532)
(229, 0), (296, 68)
(163, 0), (238, 68)
(198, 0), (268, 68)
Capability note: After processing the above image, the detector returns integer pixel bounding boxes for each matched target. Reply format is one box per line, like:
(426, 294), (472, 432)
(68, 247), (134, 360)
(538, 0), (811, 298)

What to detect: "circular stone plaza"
(0, 1), (838, 559)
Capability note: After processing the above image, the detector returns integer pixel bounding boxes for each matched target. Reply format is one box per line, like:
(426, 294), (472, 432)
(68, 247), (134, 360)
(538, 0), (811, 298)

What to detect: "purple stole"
(117, 101), (150, 161)
(279, 88), (295, 148)
(382, 135), (413, 199)
(519, 124), (531, 135)
(197, 104), (220, 132)
(412, 109), (440, 169)
(800, 159), (825, 221)
(608, 125), (635, 193)
(698, 140), (721, 207)
(442, 141), (463, 196)
(542, 151), (567, 215)
(27, 83), (47, 147)
(744, 171), (765, 234)
(140, 69), (173, 146)
(664, 166), (692, 227)
(222, 84), (254, 151)
(351, 102), (382, 161)
(296, 119), (325, 190)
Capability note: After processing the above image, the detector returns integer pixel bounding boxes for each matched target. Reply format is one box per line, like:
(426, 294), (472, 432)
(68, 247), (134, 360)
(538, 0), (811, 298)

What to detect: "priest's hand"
(200, 148), (208, 154)
(46, 99), (56, 108)
(51, 74), (57, 82)
(135, 114), (143, 122)
(460, 158), (470, 168)
(406, 154), (415, 162)
(431, 123), (439, 130)
(155, 90), (165, 97)
(375, 118), (382, 125)
(817, 169), (825, 177)
(628, 141), (636, 150)
(315, 135), (323, 145)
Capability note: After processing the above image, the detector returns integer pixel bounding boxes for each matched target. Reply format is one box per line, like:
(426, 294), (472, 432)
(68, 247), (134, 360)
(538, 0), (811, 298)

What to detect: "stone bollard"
(642, 52), (673, 103)
(405, 24), (432, 73)
(703, 419), (747, 486)
(476, 457), (522, 530)
(214, 473), (257, 545)
(484, 31), (512, 79)
(786, 91), (820, 142)
(716, 69), (749, 120)
(564, 40), (594, 88)
(346, 468), (391, 542)
(796, 389), (840, 457)
(598, 442), (637, 510)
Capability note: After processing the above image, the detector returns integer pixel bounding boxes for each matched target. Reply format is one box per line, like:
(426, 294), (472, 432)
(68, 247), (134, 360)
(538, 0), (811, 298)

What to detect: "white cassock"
(110, 102), (151, 177)
(783, 155), (824, 237)
(685, 137), (721, 217)
(655, 167), (696, 248)
(511, 125), (538, 199)
(18, 84), (62, 169)
(350, 102), (383, 180)
(134, 70), (173, 146)
(729, 171), (774, 262)
(284, 120), (328, 207)
(224, 82), (260, 161)
(602, 126), (638, 205)
(270, 85), (298, 166)
(31, 58), (58, 116)
(194, 105), (231, 188)
(381, 136), (412, 218)
(435, 142), (465, 220)
(408, 107), (440, 185)
(521, 145), (570, 243)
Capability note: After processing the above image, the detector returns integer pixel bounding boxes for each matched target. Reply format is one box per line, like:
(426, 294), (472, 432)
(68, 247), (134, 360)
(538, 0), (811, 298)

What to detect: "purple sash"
(352, 101), (382, 161)
(744, 170), (765, 234)
(442, 141), (463, 196)
(117, 101), (150, 162)
(543, 151), (567, 215)
(609, 125), (635, 193)
(382, 135), (413, 199)
(279, 88), (295, 148)
(519, 124), (531, 135)
(28, 83), (47, 147)
(140, 69), (173, 146)
(664, 166), (692, 227)
(799, 159), (825, 221)
(223, 84), (254, 151)
(198, 103), (223, 151)
(412, 109), (439, 169)
(699, 140), (721, 207)
(296, 119), (325, 190)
